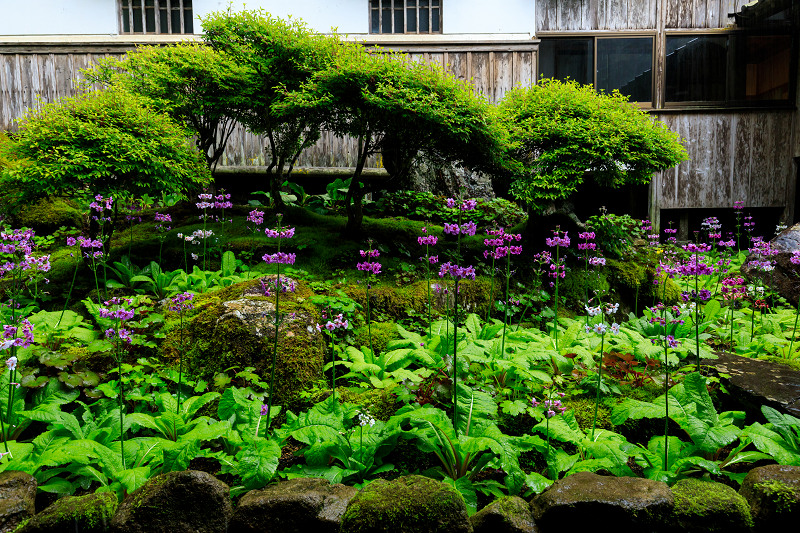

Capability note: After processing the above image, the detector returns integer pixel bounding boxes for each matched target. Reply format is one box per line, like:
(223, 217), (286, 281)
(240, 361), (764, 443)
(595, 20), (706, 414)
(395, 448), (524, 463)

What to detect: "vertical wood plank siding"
(0, 43), (537, 170)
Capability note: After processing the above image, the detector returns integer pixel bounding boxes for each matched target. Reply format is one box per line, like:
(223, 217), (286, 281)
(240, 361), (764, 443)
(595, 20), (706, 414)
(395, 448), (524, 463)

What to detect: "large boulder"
(18, 491), (117, 533)
(471, 496), (537, 533)
(670, 478), (752, 532)
(171, 276), (324, 408)
(0, 470), (36, 533)
(231, 477), (357, 533)
(739, 464), (800, 529)
(340, 475), (472, 533)
(110, 470), (231, 533)
(529, 471), (673, 533)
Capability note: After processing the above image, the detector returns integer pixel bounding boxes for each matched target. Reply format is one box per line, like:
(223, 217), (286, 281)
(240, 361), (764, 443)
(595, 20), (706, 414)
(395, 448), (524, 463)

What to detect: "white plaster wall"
(0, 0), (535, 37)
(0, 0), (118, 35)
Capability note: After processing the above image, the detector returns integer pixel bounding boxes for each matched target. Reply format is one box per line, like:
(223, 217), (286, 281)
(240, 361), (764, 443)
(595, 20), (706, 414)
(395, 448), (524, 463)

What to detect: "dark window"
(370, 0), (441, 34)
(539, 36), (654, 103)
(120, 0), (193, 35)
(665, 35), (728, 102)
(665, 32), (793, 105)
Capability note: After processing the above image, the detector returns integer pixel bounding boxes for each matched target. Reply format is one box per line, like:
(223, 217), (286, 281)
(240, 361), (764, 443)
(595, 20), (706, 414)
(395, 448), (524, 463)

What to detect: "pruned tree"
(86, 42), (251, 171)
(279, 44), (507, 234)
(496, 78), (688, 211)
(201, 8), (340, 209)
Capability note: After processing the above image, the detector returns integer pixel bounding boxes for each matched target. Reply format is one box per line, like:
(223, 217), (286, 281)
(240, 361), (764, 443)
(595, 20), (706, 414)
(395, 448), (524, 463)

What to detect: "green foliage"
(1, 88), (210, 204)
(498, 78), (687, 208)
(372, 190), (526, 228)
(85, 42), (250, 169)
(586, 211), (643, 259)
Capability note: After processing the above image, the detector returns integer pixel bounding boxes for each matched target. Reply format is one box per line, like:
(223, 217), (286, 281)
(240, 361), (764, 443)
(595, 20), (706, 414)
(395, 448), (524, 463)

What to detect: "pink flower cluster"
(260, 277), (297, 296)
(264, 227), (295, 239)
(169, 292), (194, 313)
(438, 262), (476, 280)
(196, 193), (214, 210)
(357, 248), (381, 275)
(99, 298), (135, 343)
(263, 252), (296, 265)
(316, 313), (349, 333)
(247, 210), (265, 226)
(545, 229), (570, 248)
(532, 392), (567, 418)
(721, 277), (746, 300)
(2, 319), (34, 350)
(484, 228), (522, 260)
(446, 198), (477, 211)
(90, 195), (114, 222)
(444, 221), (477, 236)
(577, 232), (596, 250)
(214, 192), (232, 209)
(155, 212), (172, 232)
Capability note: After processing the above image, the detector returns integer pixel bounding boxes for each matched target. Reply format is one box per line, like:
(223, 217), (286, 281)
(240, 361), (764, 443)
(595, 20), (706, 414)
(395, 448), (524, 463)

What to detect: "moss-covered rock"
(110, 470), (231, 533)
(740, 464), (800, 529)
(353, 321), (399, 355)
(230, 477), (357, 533)
(340, 475), (472, 533)
(470, 496), (535, 533)
(0, 471), (36, 533)
(670, 478), (752, 532)
(167, 276), (324, 409)
(12, 197), (82, 234)
(530, 471), (673, 533)
(18, 491), (117, 533)
(337, 388), (399, 422)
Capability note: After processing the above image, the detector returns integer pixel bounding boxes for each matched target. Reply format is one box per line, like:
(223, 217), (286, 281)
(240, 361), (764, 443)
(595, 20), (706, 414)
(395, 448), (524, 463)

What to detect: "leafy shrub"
(586, 211), (643, 259)
(0, 88), (210, 205)
(371, 190), (526, 228)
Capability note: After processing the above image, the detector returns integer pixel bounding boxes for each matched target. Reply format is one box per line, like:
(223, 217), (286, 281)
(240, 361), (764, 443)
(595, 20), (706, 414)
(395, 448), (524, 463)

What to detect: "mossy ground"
(671, 478), (753, 531)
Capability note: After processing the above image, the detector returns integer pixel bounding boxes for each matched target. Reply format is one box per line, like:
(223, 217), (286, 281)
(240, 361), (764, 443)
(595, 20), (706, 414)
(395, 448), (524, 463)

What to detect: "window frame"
(537, 32), (656, 108)
(118, 0), (194, 35)
(663, 29), (796, 109)
(368, 1), (443, 35)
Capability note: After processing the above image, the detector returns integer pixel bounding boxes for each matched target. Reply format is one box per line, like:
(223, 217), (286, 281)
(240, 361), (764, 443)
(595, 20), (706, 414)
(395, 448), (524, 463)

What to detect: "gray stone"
(340, 475), (472, 533)
(711, 353), (800, 418)
(530, 471), (673, 533)
(230, 477), (357, 533)
(110, 470), (231, 533)
(0, 470), (36, 533)
(740, 464), (800, 530)
(670, 478), (752, 532)
(742, 223), (800, 305)
(471, 496), (537, 533)
(18, 491), (117, 533)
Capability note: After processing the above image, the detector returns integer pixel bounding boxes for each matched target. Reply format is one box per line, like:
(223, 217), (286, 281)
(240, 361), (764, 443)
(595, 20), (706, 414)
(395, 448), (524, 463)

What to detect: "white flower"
(191, 253), (199, 261)
(5, 356), (17, 371)
(585, 305), (601, 317)
(610, 323), (620, 335)
(605, 302), (619, 315)
(593, 323), (607, 335)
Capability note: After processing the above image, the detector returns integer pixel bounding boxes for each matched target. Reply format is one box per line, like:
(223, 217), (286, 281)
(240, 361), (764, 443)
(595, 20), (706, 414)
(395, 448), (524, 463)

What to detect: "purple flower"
(247, 210), (265, 226)
(446, 198), (457, 208)
(263, 252), (296, 265)
(169, 291), (194, 312)
(260, 404), (270, 417)
(66, 236), (77, 247)
(545, 229), (570, 248)
(438, 262), (476, 280)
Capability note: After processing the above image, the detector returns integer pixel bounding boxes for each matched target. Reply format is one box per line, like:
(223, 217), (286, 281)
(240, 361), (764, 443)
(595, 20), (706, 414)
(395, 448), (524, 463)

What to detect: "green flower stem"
(265, 237), (283, 434)
(486, 254), (497, 324)
(553, 245), (560, 352)
(453, 277), (460, 437)
(58, 256), (80, 327)
(366, 281), (375, 358)
(176, 311), (184, 415)
(788, 294), (800, 358)
(500, 251), (511, 356)
(694, 271), (701, 372)
(591, 333), (605, 440)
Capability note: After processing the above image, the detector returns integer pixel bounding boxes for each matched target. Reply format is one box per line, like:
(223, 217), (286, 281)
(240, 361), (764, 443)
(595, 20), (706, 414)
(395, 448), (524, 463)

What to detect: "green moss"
(756, 480), (796, 514)
(338, 388), (399, 421)
(17, 491), (117, 533)
(12, 197), (82, 233)
(757, 356), (800, 372)
(560, 269), (610, 309)
(568, 397), (613, 432)
(671, 478), (753, 531)
(353, 321), (399, 354)
(607, 259), (648, 289)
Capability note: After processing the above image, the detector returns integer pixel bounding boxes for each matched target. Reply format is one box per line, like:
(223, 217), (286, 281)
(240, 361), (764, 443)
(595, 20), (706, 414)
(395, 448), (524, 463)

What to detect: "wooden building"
(0, 1), (797, 231)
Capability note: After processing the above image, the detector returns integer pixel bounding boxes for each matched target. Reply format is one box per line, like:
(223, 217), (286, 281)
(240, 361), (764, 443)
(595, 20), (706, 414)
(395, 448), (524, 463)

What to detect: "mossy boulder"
(670, 478), (752, 532)
(18, 491), (117, 533)
(740, 464), (800, 529)
(340, 475), (472, 533)
(353, 321), (398, 355)
(230, 477), (357, 533)
(0, 471), (36, 533)
(470, 496), (536, 533)
(171, 276), (323, 409)
(110, 470), (231, 533)
(12, 197), (82, 234)
(530, 471), (673, 533)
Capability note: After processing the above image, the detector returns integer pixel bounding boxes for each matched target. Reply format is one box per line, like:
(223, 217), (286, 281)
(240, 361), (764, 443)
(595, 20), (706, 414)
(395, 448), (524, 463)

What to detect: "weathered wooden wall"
(0, 42), (537, 169)
(536, 0), (751, 31)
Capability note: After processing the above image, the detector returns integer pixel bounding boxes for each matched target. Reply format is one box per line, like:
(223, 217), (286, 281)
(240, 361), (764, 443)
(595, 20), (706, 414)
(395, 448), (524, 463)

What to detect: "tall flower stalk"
(169, 292), (194, 414)
(531, 387), (567, 478)
(262, 215), (295, 433)
(787, 252), (800, 358)
(584, 302), (619, 439)
(316, 312), (349, 406)
(487, 229), (522, 356)
(154, 212), (172, 267)
(196, 193), (214, 270)
(545, 227), (569, 352)
(99, 297), (135, 469)
(88, 195), (113, 300)
(1, 321), (33, 456)
(357, 241), (381, 357)
(438, 262), (476, 436)
(418, 228), (439, 339)
(678, 242), (714, 371)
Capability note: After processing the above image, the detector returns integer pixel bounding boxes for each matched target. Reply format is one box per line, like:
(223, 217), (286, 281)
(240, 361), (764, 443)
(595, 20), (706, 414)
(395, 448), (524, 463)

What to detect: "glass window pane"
(160, 8), (169, 32)
(382, 7), (392, 33)
(132, 5), (143, 33)
(145, 1), (156, 33)
(372, 9), (380, 33)
(184, 10), (193, 33)
(597, 37), (653, 102)
(407, 7), (417, 32)
(395, 7), (404, 32)
(420, 7), (429, 32)
(730, 33), (792, 101)
(538, 38), (593, 86)
(665, 35), (728, 102)
(171, 9), (181, 34)
(431, 7), (439, 32)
